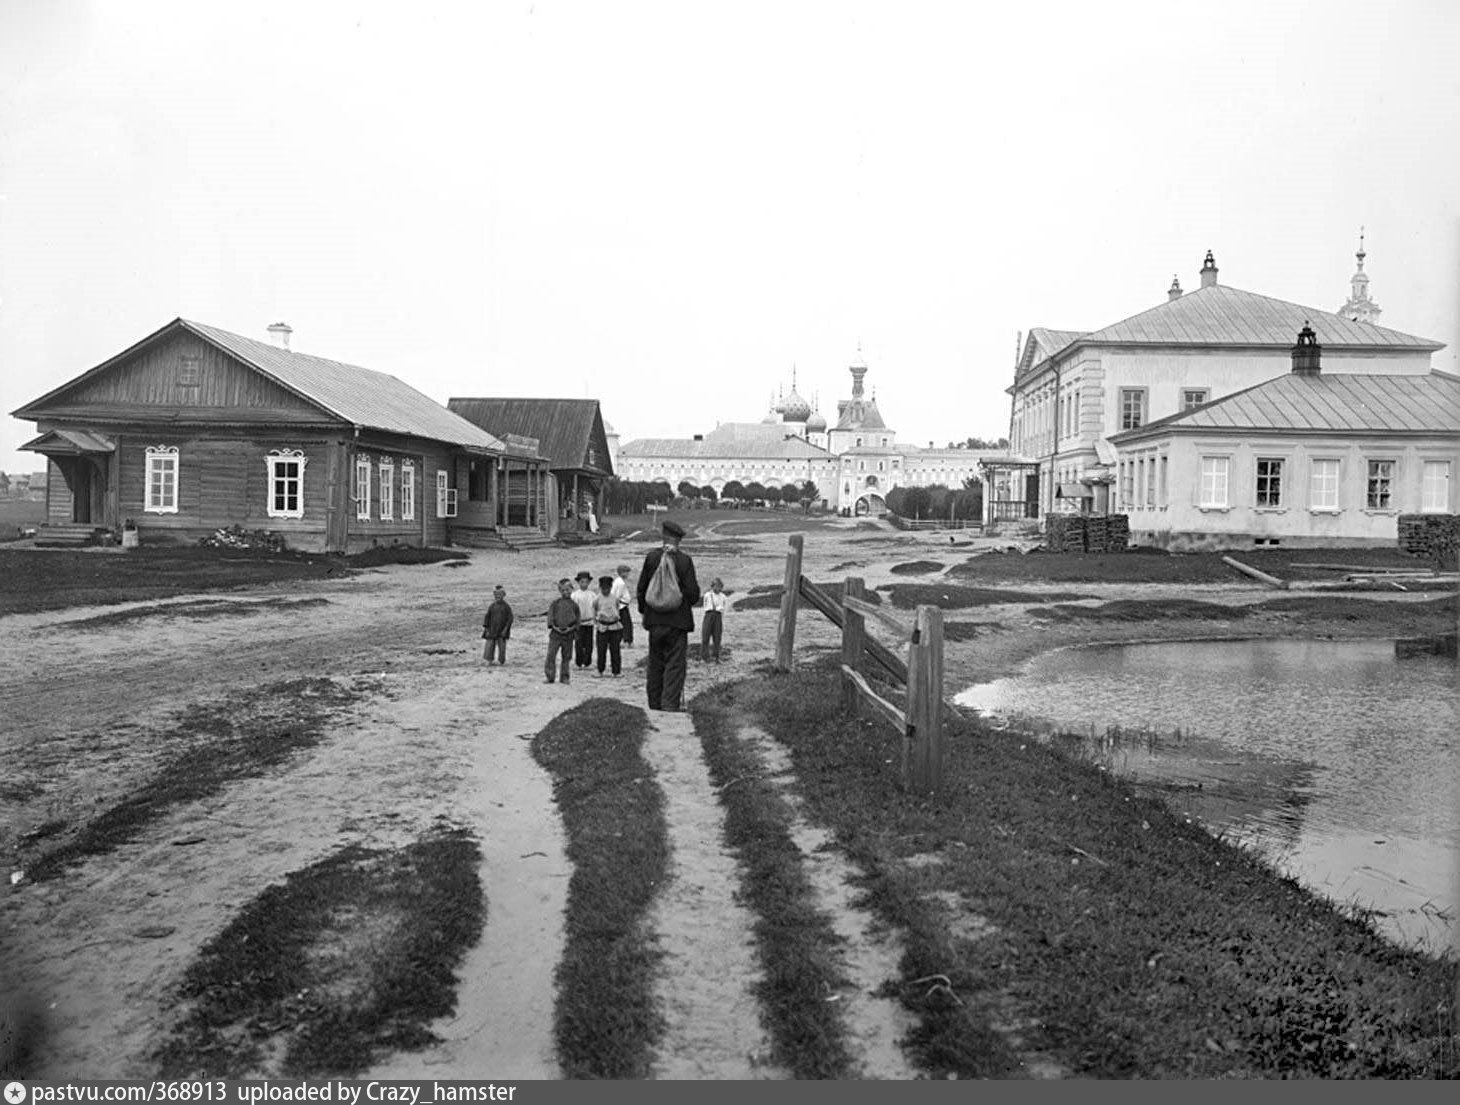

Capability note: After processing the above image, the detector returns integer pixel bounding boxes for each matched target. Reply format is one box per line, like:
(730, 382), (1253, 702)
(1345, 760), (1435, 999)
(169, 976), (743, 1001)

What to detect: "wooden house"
(11, 318), (551, 553)
(447, 398), (615, 534)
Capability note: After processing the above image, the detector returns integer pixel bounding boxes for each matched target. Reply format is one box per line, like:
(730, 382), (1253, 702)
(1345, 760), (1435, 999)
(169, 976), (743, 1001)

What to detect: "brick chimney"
(267, 322), (293, 350)
(1168, 275), (1183, 301)
(1291, 321), (1321, 375)
(1199, 250), (1219, 289)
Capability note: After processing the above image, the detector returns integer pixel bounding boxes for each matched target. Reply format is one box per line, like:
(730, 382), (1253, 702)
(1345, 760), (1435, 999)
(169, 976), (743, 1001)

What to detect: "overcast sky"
(2, 0), (1458, 475)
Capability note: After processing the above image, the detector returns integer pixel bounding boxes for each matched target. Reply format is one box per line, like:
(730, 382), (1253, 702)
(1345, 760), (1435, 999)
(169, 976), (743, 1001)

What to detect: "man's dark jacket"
(636, 545), (701, 632)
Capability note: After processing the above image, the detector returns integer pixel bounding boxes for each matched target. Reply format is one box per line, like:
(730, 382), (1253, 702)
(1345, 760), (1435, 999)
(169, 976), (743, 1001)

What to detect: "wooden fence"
(773, 534), (945, 793)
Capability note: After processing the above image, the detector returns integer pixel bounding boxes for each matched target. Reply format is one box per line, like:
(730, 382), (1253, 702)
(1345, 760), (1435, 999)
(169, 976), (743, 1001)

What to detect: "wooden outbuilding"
(447, 398), (615, 534)
(11, 318), (552, 553)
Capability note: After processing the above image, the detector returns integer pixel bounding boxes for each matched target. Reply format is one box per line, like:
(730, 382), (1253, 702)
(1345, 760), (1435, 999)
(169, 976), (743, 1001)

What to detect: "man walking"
(636, 520), (700, 712)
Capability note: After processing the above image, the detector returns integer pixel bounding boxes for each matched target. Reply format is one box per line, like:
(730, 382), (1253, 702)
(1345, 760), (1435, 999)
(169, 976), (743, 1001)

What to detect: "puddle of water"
(955, 637), (1460, 957)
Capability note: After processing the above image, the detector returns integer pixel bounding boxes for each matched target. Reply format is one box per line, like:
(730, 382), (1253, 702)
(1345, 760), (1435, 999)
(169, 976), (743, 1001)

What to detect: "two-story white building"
(1007, 248), (1446, 542)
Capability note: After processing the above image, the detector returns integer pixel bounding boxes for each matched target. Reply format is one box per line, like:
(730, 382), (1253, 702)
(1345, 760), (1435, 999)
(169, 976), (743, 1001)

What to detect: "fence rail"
(774, 534), (945, 793)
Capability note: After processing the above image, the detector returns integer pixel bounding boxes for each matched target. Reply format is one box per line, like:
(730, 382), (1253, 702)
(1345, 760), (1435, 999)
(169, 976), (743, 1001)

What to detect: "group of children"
(481, 565), (729, 684)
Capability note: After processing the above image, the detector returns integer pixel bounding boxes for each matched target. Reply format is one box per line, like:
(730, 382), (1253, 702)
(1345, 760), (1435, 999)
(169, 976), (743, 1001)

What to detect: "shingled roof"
(448, 398), (614, 477)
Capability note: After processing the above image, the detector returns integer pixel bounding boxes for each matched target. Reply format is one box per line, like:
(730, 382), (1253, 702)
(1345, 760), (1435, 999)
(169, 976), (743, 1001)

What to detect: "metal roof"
(182, 321), (506, 451)
(1079, 284), (1443, 350)
(1113, 371), (1460, 440)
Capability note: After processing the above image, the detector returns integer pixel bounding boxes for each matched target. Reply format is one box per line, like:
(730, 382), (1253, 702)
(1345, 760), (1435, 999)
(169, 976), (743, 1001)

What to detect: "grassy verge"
(695, 658), (1459, 1078)
(17, 677), (374, 883)
(949, 545), (1443, 585)
(155, 821), (484, 1077)
(531, 699), (668, 1079)
(691, 695), (857, 1078)
(0, 546), (467, 616)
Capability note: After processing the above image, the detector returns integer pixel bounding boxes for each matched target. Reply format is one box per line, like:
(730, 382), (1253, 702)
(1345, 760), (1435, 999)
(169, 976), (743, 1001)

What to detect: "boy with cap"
(571, 571), (597, 669)
(636, 520), (701, 711)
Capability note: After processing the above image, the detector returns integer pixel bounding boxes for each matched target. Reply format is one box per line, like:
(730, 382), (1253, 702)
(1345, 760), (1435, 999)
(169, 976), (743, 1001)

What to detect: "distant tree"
(0, 471), (9, 498)
(743, 481), (768, 505)
(900, 485), (932, 520)
(959, 436), (1010, 450)
(649, 480), (674, 505)
(700, 484), (718, 504)
(677, 479), (699, 499)
(721, 480), (745, 504)
(801, 479), (821, 507)
(778, 483), (802, 506)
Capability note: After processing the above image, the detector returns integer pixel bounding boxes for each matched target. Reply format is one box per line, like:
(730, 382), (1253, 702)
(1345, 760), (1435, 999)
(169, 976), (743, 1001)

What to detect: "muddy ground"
(1, 520), (1451, 1078)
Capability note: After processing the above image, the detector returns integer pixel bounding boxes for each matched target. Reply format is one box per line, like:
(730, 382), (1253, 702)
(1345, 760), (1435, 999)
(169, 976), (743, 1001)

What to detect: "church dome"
(780, 388), (811, 422)
(805, 410), (827, 433)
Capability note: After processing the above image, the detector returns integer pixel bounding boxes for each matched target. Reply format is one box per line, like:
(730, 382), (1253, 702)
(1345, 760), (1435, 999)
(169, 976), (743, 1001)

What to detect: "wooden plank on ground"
(1221, 555), (1289, 589)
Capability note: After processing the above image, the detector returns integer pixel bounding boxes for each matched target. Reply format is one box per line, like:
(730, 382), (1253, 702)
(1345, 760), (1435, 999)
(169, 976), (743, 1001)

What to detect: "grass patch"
(694, 663), (1459, 1077)
(949, 546), (1441, 585)
(735, 581), (884, 613)
(531, 699), (668, 1079)
(890, 560), (946, 575)
(58, 596), (332, 630)
(155, 820), (484, 1078)
(880, 583), (1089, 609)
(17, 677), (372, 883)
(346, 546), (469, 568)
(691, 685), (857, 1078)
(1031, 598), (1254, 623)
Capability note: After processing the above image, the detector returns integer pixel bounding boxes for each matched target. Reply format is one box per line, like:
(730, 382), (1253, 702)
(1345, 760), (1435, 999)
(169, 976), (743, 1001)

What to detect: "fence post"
(774, 534), (804, 673)
(841, 577), (866, 713)
(904, 604), (945, 794)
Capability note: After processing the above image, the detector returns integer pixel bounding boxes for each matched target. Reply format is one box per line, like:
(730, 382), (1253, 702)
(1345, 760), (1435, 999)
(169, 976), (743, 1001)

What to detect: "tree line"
(884, 481), (983, 521)
(601, 477), (823, 514)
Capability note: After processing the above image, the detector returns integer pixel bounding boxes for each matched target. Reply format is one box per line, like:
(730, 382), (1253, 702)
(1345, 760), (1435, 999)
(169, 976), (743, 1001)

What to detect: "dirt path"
(3, 523), (1441, 1078)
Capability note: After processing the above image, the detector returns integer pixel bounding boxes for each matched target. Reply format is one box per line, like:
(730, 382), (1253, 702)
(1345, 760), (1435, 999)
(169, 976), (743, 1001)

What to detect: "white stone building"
(618, 354), (1001, 514)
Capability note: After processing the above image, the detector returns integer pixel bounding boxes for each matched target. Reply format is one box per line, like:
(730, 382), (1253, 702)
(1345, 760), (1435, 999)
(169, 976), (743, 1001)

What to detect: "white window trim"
(144, 445), (180, 514)
(1199, 455), (1230, 509)
(1309, 457), (1340, 511)
(265, 448), (307, 519)
(355, 457), (372, 521)
(401, 462), (416, 522)
(379, 458), (395, 521)
(1255, 457), (1286, 509)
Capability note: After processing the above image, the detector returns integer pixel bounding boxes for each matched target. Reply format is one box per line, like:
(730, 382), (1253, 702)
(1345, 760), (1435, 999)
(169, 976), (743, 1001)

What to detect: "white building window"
(1255, 458), (1284, 507)
(355, 457), (372, 521)
(1310, 459), (1339, 510)
(144, 445), (179, 514)
(266, 449), (306, 519)
(1421, 460), (1450, 513)
(1366, 459), (1395, 509)
(436, 469), (457, 517)
(1182, 389), (1209, 410)
(379, 459), (394, 521)
(1200, 456), (1229, 508)
(401, 462), (416, 521)
(1120, 388), (1147, 430)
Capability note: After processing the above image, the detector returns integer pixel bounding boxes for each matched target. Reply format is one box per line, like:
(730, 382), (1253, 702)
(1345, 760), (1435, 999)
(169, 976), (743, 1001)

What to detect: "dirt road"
(2, 521), (1442, 1078)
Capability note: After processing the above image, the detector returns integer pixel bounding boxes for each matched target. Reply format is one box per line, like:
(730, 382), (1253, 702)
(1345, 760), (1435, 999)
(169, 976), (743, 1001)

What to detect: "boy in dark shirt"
(482, 584), (514, 666)
(544, 578), (580, 684)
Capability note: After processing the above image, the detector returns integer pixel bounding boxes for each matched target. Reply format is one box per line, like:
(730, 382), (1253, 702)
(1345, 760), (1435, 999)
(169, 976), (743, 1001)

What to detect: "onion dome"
(781, 388), (811, 422)
(805, 409), (827, 433)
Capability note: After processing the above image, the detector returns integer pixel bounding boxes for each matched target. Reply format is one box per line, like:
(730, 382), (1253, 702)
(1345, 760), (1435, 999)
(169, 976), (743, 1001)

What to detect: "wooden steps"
(33, 523), (111, 548)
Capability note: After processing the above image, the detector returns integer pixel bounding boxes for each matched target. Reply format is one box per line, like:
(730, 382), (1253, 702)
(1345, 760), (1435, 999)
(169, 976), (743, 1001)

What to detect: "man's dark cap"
(575, 570), (592, 581)
(662, 521), (686, 539)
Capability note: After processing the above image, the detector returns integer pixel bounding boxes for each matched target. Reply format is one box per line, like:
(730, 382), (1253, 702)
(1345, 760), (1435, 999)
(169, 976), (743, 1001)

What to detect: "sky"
(2, 0), (1458, 476)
